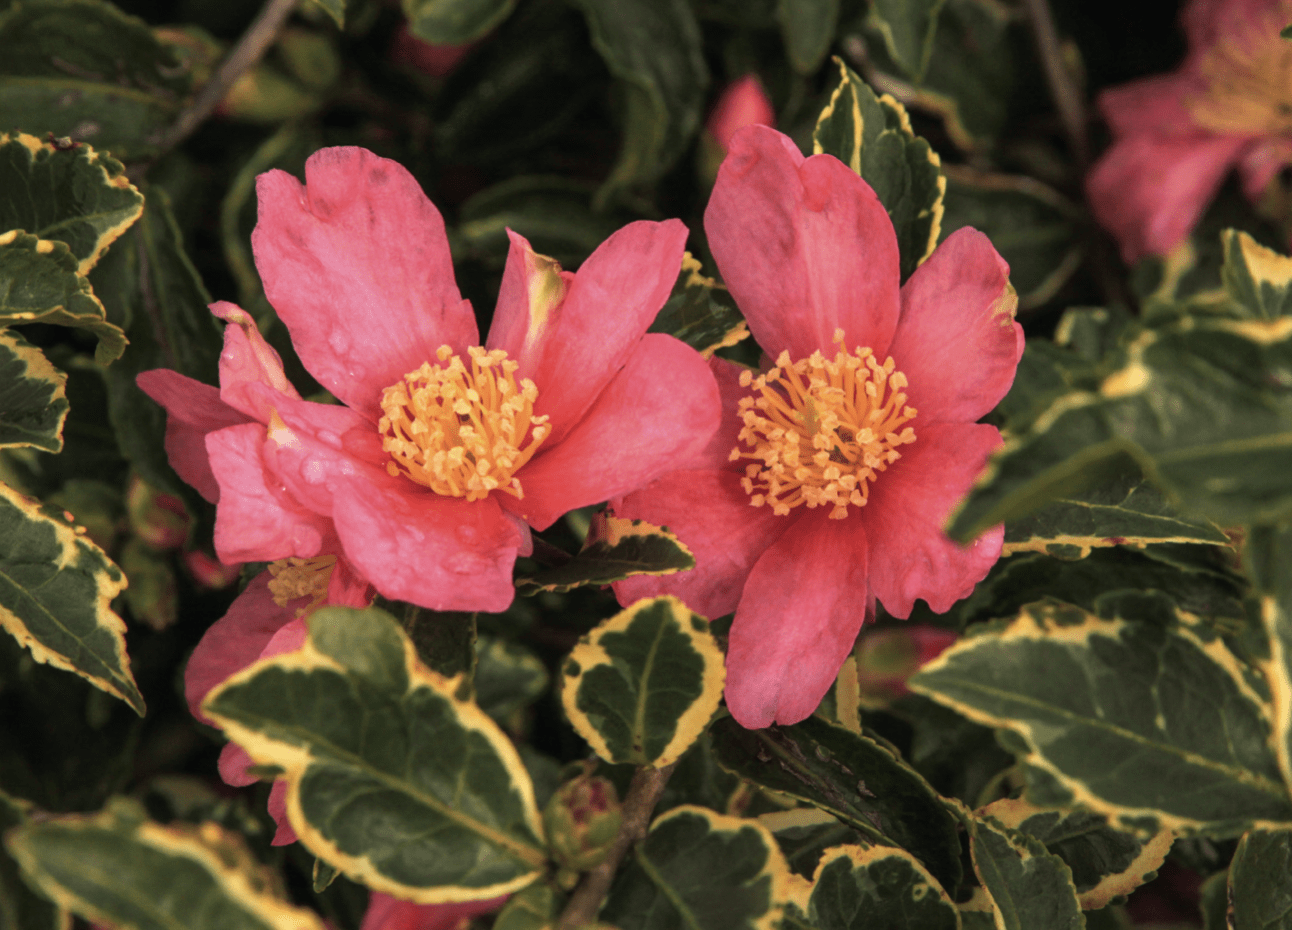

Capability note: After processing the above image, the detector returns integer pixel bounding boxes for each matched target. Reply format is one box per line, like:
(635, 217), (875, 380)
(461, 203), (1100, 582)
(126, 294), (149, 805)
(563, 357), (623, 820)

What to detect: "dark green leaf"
(204, 605), (547, 901)
(808, 844), (957, 930)
(708, 715), (962, 894)
(399, 606), (476, 681)
(493, 878), (564, 930)
(0, 329), (67, 452)
(0, 480), (142, 715)
(404, 0), (517, 43)
(911, 600), (1292, 836)
(519, 514), (695, 594)
(599, 806), (789, 930)
(569, 0), (708, 203)
(0, 791), (68, 930)
(0, 231), (125, 364)
(1245, 523), (1292, 801)
(941, 165), (1081, 309)
(813, 58), (945, 280)
(0, 0), (194, 159)
(474, 634), (549, 726)
(648, 252), (750, 358)
(0, 133), (142, 272)
(561, 596), (724, 767)
(307, 0), (345, 29)
(865, 0), (945, 81)
(777, 0), (839, 73)
(5, 798), (328, 930)
(970, 815), (1084, 930)
(1229, 829), (1292, 929)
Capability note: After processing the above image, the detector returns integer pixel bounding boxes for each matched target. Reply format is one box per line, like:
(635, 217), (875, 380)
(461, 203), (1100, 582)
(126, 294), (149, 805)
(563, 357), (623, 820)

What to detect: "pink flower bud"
(855, 626), (959, 699)
(126, 474), (190, 550)
(390, 24), (472, 79)
(183, 549), (241, 590)
(706, 75), (775, 152)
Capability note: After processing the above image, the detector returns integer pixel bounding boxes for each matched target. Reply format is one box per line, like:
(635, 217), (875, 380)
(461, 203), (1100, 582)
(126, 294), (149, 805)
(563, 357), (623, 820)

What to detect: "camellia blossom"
(612, 126), (1022, 729)
(707, 74), (776, 152)
(1087, 0), (1292, 263)
(138, 146), (720, 614)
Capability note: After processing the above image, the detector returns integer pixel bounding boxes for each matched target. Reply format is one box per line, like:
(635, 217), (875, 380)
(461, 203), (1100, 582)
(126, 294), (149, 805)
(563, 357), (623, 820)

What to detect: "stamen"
(267, 555), (337, 616)
(378, 346), (551, 501)
(731, 332), (917, 520)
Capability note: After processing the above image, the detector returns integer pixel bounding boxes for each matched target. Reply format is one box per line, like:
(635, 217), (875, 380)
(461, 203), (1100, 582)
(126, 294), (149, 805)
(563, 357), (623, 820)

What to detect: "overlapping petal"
(706, 125), (901, 361)
(137, 370), (251, 502)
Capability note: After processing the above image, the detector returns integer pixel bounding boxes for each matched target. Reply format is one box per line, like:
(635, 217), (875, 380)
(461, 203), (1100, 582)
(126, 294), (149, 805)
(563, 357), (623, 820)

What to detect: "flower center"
(378, 346), (551, 502)
(268, 555), (336, 616)
(1189, 21), (1292, 135)
(731, 330), (916, 520)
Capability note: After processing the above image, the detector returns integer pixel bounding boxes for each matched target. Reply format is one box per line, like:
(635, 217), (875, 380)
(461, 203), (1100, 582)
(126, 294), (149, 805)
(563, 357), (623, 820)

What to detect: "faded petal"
(888, 228), (1023, 425)
(706, 125), (901, 361)
(1097, 72), (1201, 138)
(487, 221), (688, 446)
(725, 512), (870, 728)
(611, 468), (792, 620)
(1086, 132), (1246, 263)
(507, 334), (720, 531)
(210, 301), (301, 421)
(1238, 136), (1292, 199)
(863, 422), (1004, 619)
(331, 479), (524, 612)
(137, 369), (251, 502)
(708, 74), (776, 151)
(252, 147), (477, 420)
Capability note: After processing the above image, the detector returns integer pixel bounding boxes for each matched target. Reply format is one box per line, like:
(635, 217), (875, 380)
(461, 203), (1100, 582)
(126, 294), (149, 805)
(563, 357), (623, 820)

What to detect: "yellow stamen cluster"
(267, 555), (337, 616)
(731, 330), (916, 519)
(1190, 19), (1292, 134)
(379, 346), (551, 501)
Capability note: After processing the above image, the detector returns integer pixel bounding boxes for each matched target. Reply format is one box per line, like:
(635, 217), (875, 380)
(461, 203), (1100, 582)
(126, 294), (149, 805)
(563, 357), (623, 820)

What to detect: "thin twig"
(151, 0), (299, 154)
(557, 763), (677, 930)
(1021, 0), (1089, 169)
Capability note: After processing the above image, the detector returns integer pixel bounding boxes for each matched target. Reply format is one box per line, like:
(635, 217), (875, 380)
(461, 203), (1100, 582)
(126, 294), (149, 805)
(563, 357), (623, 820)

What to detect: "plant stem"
(1021, 0), (1088, 168)
(152, 0), (299, 155)
(556, 763), (676, 929)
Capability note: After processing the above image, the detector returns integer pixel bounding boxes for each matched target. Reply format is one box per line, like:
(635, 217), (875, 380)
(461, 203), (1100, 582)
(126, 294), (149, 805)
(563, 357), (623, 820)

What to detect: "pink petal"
(725, 512), (871, 728)
(888, 228), (1023, 425)
(210, 301), (301, 421)
(267, 780), (297, 845)
(361, 893), (508, 930)
(184, 571), (294, 723)
(1096, 72), (1201, 138)
(207, 423), (336, 564)
(705, 125), (901, 361)
(503, 334), (720, 531)
(218, 743), (258, 787)
(611, 468), (793, 619)
(862, 422), (1005, 618)
(389, 25), (473, 79)
(486, 221), (688, 446)
(1086, 132), (1247, 263)
(137, 369), (252, 502)
(680, 356), (756, 474)
(708, 74), (776, 150)
(331, 480), (524, 612)
(252, 147), (478, 420)
(1237, 136), (1292, 200)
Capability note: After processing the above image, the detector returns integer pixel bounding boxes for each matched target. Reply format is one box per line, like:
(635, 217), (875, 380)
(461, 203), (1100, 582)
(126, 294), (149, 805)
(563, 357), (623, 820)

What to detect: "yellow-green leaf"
(561, 596), (724, 767)
(808, 844), (959, 930)
(1221, 229), (1292, 321)
(1228, 828), (1292, 928)
(0, 329), (68, 452)
(0, 791), (69, 930)
(519, 514), (695, 594)
(970, 814), (1084, 930)
(648, 252), (750, 358)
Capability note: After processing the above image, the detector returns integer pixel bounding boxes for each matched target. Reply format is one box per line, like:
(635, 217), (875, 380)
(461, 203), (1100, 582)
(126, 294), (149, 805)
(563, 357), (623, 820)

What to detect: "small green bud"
(542, 774), (622, 873)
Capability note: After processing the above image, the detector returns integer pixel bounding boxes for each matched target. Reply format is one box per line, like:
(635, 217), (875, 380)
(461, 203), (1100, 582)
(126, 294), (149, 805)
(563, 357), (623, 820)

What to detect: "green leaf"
(569, 0), (708, 203)
(493, 878), (564, 930)
(307, 0), (345, 29)
(0, 480), (142, 715)
(1201, 869), (1228, 930)
(813, 58), (945, 280)
(940, 165), (1081, 310)
(404, 0), (518, 43)
(1229, 829), (1292, 928)
(0, 329), (68, 452)
(399, 606), (477, 681)
(560, 596), (724, 767)
(1245, 524), (1292, 798)
(777, 0), (839, 73)
(0, 0), (195, 159)
(807, 844), (958, 930)
(950, 311), (1292, 539)
(203, 605), (547, 902)
(864, 0), (945, 81)
(474, 634), (549, 726)
(979, 797), (1175, 909)
(0, 133), (143, 273)
(0, 231), (126, 364)
(648, 252), (750, 358)
(519, 514), (695, 594)
(0, 791), (69, 930)
(1221, 229), (1292, 321)
(969, 815), (1084, 930)
(5, 798), (328, 930)
(1001, 473), (1229, 560)
(910, 599), (1292, 836)
(708, 715), (963, 894)
(599, 806), (790, 930)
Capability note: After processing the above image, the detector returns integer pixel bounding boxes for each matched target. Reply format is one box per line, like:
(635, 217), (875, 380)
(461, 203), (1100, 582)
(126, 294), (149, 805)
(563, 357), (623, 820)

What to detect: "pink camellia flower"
(361, 892), (507, 930)
(612, 126), (1022, 729)
(707, 75), (776, 152)
(1087, 0), (1292, 263)
(138, 146), (719, 614)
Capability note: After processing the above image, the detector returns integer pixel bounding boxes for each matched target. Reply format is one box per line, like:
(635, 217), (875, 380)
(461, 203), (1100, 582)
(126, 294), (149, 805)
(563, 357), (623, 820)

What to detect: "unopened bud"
(126, 475), (189, 550)
(856, 626), (958, 701)
(542, 775), (622, 873)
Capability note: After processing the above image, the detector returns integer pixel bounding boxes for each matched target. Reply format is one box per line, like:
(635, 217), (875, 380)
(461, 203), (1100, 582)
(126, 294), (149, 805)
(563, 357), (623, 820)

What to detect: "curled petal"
(210, 301), (301, 421)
